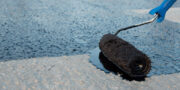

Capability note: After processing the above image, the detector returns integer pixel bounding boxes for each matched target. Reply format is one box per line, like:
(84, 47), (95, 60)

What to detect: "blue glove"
(149, 0), (177, 22)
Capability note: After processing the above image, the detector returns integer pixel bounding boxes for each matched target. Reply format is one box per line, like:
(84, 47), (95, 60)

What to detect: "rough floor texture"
(0, 0), (179, 89)
(0, 55), (179, 90)
(0, 0), (179, 61)
(0, 0), (179, 74)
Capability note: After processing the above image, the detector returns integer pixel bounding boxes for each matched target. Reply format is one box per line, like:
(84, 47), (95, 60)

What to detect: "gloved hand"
(149, 0), (177, 22)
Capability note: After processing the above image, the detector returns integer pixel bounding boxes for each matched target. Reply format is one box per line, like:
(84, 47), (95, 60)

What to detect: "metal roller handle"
(114, 14), (158, 36)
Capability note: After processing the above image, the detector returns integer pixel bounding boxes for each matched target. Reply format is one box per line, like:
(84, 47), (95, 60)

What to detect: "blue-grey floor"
(0, 0), (179, 75)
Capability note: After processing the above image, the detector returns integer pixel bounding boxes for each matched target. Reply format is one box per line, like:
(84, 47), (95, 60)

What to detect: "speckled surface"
(0, 55), (180, 90)
(0, 0), (179, 89)
(0, 0), (179, 61)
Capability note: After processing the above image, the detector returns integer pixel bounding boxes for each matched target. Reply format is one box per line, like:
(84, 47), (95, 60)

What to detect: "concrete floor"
(0, 55), (180, 90)
(0, 0), (179, 89)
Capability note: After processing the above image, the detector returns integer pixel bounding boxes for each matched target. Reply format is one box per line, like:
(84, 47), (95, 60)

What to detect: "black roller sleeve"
(99, 34), (151, 77)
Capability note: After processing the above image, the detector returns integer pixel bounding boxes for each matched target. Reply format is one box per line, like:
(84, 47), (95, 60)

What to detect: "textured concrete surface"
(0, 55), (180, 90)
(0, 0), (180, 89)
(1, 0), (179, 61)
